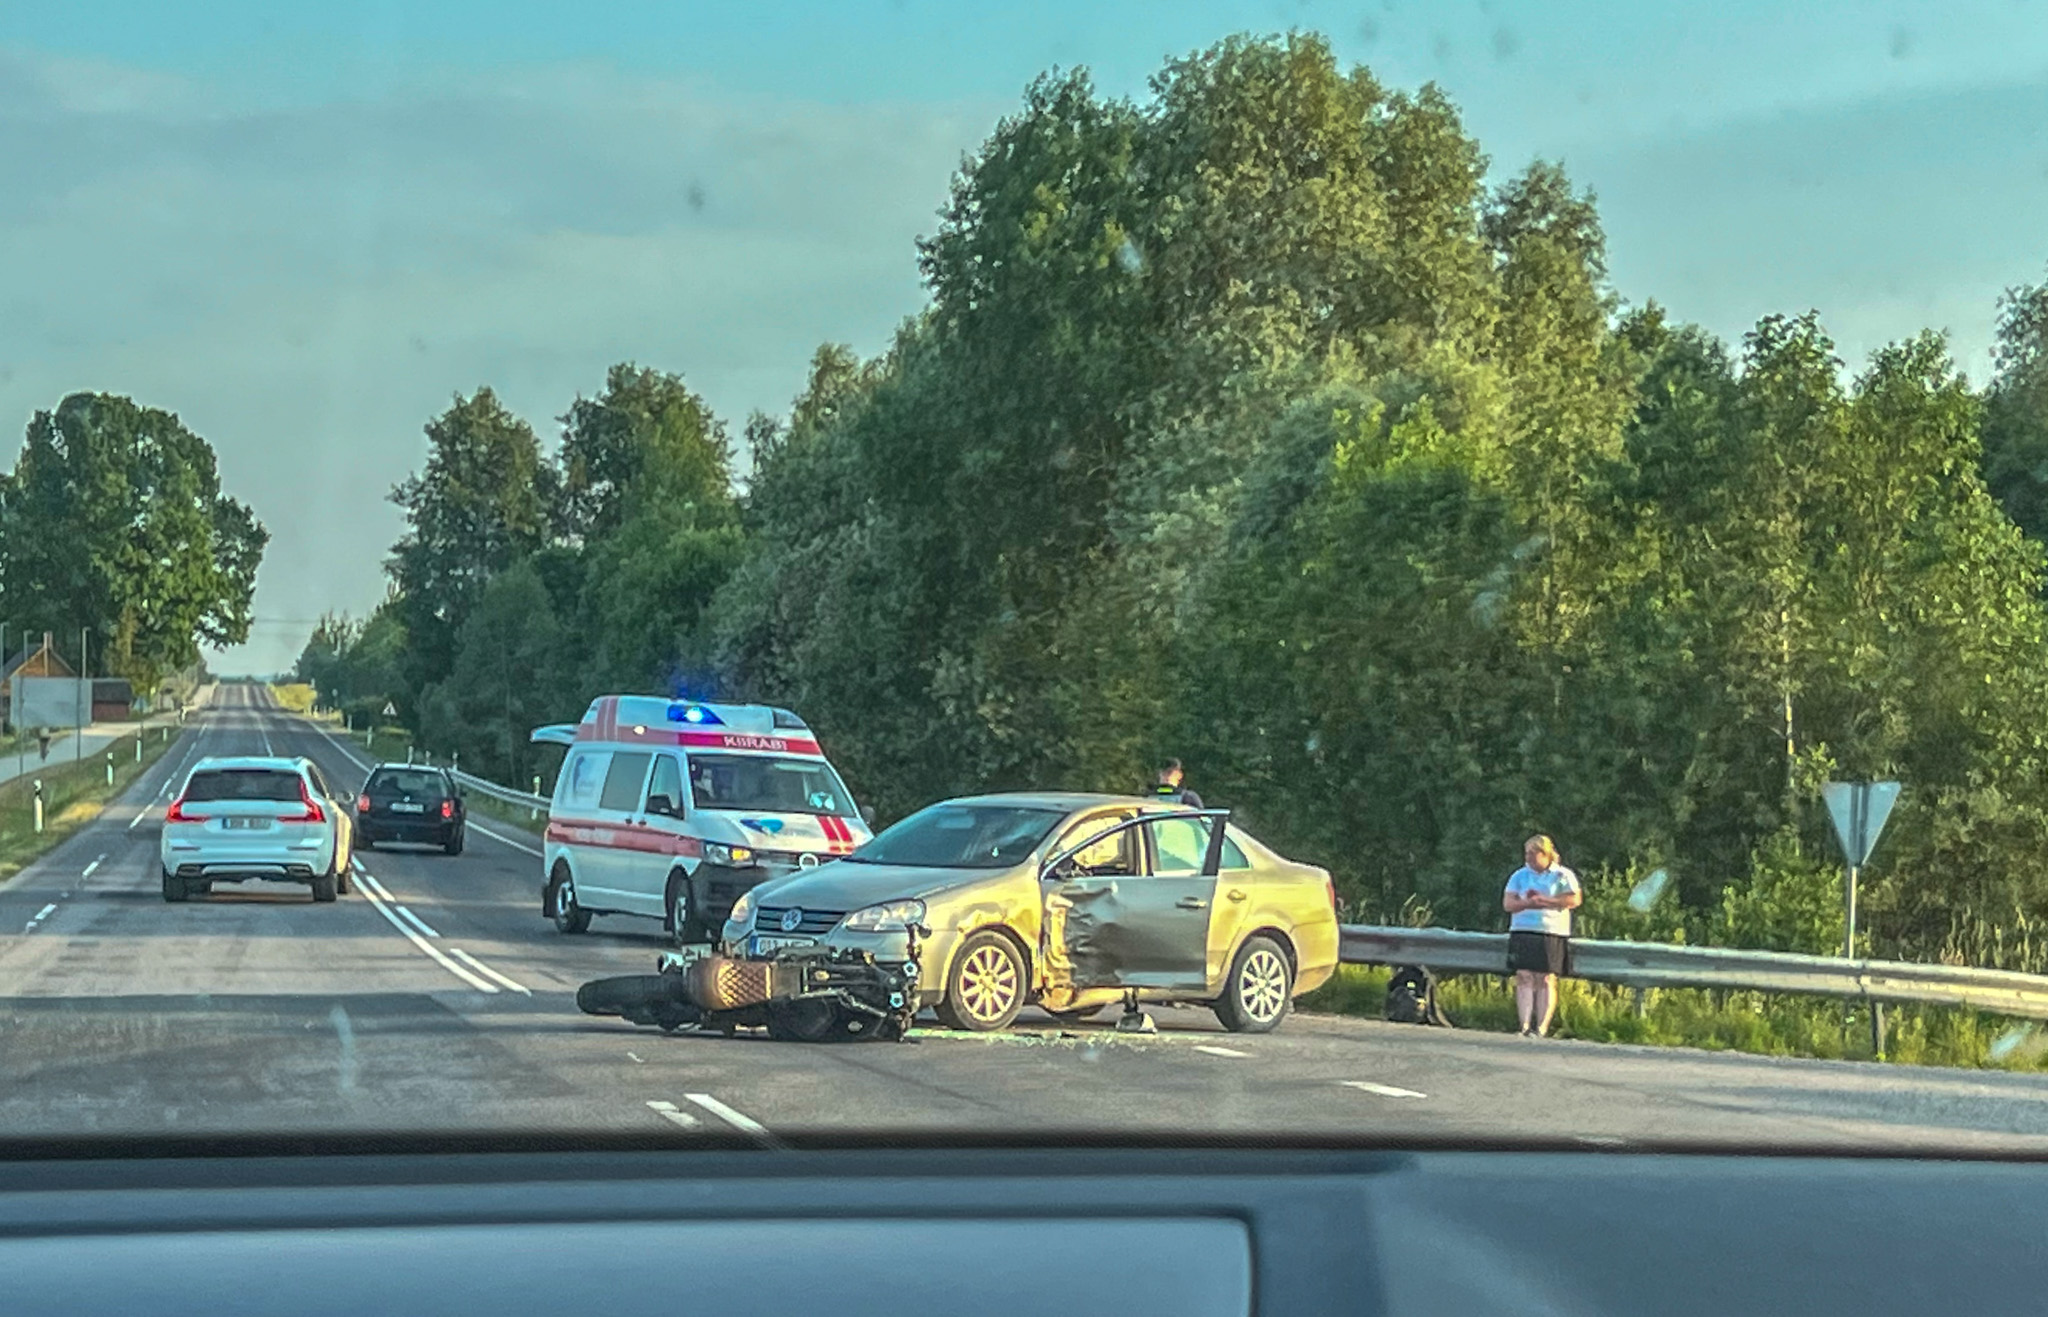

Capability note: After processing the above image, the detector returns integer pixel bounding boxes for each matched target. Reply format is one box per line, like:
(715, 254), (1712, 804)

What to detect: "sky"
(3, 0), (2046, 674)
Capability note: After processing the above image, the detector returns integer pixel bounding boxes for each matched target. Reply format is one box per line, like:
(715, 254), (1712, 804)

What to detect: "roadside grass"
(463, 791), (547, 839)
(268, 683), (317, 713)
(1299, 962), (2048, 1073)
(0, 722), (184, 885)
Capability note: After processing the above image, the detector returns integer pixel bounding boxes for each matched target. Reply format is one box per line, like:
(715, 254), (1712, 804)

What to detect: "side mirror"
(859, 804), (876, 826)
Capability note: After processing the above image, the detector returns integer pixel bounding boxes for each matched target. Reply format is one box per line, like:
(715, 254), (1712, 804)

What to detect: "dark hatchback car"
(355, 764), (466, 855)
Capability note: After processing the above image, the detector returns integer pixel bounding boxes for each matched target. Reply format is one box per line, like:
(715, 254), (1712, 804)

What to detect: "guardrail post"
(33, 779), (42, 834)
(1871, 1004), (1886, 1060)
(1631, 987), (1647, 1019)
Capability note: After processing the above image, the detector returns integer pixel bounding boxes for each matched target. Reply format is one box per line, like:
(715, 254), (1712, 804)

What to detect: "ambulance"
(531, 696), (872, 943)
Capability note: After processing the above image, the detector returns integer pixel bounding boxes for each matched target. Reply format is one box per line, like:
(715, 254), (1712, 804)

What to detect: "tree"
(0, 392), (268, 688)
(557, 364), (733, 543)
(1981, 272), (2048, 544)
(387, 388), (553, 693)
(420, 562), (565, 783)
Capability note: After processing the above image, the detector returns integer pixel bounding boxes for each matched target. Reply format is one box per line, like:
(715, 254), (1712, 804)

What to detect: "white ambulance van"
(531, 696), (872, 943)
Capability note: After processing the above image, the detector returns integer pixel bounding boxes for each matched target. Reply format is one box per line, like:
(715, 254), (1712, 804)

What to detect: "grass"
(1299, 963), (2048, 1072)
(267, 683), (317, 714)
(0, 721), (184, 884)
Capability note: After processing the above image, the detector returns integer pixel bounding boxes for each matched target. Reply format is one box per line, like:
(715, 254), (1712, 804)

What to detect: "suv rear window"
(370, 770), (446, 798)
(184, 769), (304, 802)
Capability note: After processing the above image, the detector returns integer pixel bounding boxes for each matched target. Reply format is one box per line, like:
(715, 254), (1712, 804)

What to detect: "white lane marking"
(81, 855), (103, 879)
(260, 726), (274, 755)
(1342, 1080), (1427, 1100)
(626, 1052), (645, 1064)
(645, 1100), (701, 1129)
(355, 871), (499, 993)
(25, 902), (57, 931)
(684, 1092), (774, 1141)
(449, 947), (532, 996)
(468, 821), (543, 857)
(1195, 1045), (1252, 1058)
(391, 904), (440, 938)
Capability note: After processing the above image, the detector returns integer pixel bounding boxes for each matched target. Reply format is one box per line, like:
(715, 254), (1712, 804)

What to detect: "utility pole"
(76, 626), (88, 762)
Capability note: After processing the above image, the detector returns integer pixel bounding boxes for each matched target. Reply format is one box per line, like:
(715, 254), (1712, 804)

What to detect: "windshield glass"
(848, 804), (1065, 869)
(12, 5), (2048, 1159)
(687, 754), (855, 816)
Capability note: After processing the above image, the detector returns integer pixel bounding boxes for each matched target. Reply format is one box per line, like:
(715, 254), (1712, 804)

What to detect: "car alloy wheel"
(944, 933), (1023, 1031)
(1239, 946), (1289, 1022)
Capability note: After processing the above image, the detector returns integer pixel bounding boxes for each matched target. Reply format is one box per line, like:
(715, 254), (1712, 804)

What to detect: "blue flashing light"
(667, 702), (724, 726)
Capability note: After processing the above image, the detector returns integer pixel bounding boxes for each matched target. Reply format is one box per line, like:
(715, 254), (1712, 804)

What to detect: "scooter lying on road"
(576, 927), (928, 1043)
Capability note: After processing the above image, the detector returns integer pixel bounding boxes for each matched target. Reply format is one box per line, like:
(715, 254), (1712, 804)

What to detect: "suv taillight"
(279, 778), (327, 825)
(164, 798), (194, 823)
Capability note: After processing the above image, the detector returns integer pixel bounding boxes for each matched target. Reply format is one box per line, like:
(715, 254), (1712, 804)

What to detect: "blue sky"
(4, 1), (2047, 672)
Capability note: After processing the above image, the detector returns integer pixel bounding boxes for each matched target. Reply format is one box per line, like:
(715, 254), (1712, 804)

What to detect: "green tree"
(0, 392), (268, 688)
(557, 364), (733, 543)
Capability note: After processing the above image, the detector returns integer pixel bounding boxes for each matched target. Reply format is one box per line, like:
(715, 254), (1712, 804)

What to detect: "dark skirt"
(1507, 929), (1572, 977)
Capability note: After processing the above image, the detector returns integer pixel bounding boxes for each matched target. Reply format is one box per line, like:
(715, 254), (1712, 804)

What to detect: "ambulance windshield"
(687, 754), (856, 817)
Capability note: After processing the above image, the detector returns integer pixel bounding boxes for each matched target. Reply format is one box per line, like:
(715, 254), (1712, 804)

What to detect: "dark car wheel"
(934, 930), (1026, 1032)
(1214, 934), (1293, 1033)
(665, 870), (706, 945)
(161, 869), (187, 903)
(444, 827), (465, 857)
(550, 869), (592, 934)
(357, 827), (377, 852)
(310, 872), (338, 903)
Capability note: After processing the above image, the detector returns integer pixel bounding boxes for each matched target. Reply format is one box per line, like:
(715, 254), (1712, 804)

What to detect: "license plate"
(391, 802), (425, 814)
(747, 934), (814, 956)
(223, 817), (271, 830)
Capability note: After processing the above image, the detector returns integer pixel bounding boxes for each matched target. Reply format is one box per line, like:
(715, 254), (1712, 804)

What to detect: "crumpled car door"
(1040, 812), (1224, 996)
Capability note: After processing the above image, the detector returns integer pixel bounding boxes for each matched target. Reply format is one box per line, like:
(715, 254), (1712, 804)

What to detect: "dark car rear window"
(184, 769), (305, 802)
(369, 770), (447, 798)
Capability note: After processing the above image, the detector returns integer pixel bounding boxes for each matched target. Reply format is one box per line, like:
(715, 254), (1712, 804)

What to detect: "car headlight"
(727, 890), (757, 929)
(704, 842), (754, 867)
(840, 899), (926, 933)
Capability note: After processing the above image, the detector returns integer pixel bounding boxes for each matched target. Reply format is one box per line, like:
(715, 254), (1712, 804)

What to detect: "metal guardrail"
(452, 769), (550, 812)
(1340, 925), (2048, 1020)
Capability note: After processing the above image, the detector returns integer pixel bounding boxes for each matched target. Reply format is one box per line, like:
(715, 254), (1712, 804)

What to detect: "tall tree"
(0, 392), (267, 687)
(556, 364), (732, 543)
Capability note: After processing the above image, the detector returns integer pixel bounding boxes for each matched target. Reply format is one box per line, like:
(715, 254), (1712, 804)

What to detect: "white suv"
(160, 757), (354, 903)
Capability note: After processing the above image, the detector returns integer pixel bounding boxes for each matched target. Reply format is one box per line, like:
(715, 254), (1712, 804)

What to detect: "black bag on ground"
(1384, 965), (1454, 1027)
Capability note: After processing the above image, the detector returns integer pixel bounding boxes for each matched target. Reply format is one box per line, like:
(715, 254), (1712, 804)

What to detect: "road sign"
(382, 702), (397, 718)
(1823, 781), (1900, 868)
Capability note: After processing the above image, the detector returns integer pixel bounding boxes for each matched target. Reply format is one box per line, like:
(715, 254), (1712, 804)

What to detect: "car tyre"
(765, 1000), (852, 1043)
(934, 930), (1026, 1032)
(1214, 934), (1293, 1033)
(550, 869), (592, 934)
(444, 827), (465, 857)
(358, 830), (377, 852)
(336, 866), (353, 896)
(311, 872), (338, 903)
(665, 870), (706, 946)
(161, 868), (187, 903)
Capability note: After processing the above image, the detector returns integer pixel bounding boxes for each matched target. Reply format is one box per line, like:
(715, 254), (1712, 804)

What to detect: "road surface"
(5, 684), (2048, 1151)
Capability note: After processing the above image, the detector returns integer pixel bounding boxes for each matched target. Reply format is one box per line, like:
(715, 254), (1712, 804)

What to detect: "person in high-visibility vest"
(1149, 758), (1204, 809)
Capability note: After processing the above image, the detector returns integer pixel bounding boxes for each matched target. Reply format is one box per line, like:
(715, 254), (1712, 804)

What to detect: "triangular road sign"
(1823, 781), (1901, 868)
(381, 701), (397, 718)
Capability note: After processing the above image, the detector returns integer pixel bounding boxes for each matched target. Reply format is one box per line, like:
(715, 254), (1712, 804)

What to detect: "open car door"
(1039, 810), (1231, 996)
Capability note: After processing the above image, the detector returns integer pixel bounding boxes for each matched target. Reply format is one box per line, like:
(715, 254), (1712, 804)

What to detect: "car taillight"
(357, 794), (372, 814)
(279, 778), (327, 825)
(440, 799), (455, 819)
(164, 798), (194, 823)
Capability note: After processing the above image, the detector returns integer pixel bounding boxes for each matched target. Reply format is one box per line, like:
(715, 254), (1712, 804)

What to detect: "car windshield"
(11, 5), (2048, 1160)
(687, 754), (855, 817)
(182, 769), (304, 803)
(846, 804), (1065, 869)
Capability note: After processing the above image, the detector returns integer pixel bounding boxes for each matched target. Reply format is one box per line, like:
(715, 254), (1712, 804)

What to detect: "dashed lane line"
(645, 1100), (701, 1130)
(683, 1093), (780, 1146)
(353, 866), (498, 994)
(1342, 1080), (1427, 1100)
(24, 902), (56, 932)
(80, 855), (103, 880)
(391, 904), (440, 938)
(1194, 1045), (1252, 1058)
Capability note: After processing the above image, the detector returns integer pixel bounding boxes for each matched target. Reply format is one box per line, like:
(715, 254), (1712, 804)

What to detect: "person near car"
(1503, 833), (1580, 1038)
(1151, 758), (1204, 809)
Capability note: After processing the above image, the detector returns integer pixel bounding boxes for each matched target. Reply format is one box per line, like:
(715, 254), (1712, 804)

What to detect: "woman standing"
(1503, 834), (1581, 1038)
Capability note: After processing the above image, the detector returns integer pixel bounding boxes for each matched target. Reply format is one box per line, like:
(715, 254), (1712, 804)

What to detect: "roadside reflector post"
(33, 779), (43, 834)
(105, 751), (113, 786)
(134, 734), (141, 763)
(406, 745), (413, 765)
(452, 750), (459, 773)
(532, 775), (542, 819)
(1632, 987), (1647, 1019)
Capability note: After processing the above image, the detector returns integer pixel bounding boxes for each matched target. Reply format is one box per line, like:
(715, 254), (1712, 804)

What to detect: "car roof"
(188, 757), (310, 772)
(944, 790), (1180, 812)
(370, 762), (445, 773)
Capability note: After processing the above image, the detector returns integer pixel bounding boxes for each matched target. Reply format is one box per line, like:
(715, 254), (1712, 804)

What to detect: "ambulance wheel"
(550, 868), (591, 934)
(665, 869), (706, 945)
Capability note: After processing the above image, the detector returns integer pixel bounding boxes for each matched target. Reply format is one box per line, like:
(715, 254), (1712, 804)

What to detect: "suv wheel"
(161, 868), (187, 903)
(665, 870), (705, 945)
(1214, 935), (1293, 1033)
(310, 872), (338, 903)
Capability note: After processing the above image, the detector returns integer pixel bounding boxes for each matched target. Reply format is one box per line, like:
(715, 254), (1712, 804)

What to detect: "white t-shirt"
(1506, 864), (1580, 936)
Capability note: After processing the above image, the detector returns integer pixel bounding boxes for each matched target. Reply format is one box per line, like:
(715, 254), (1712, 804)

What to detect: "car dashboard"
(2, 1139), (2041, 1315)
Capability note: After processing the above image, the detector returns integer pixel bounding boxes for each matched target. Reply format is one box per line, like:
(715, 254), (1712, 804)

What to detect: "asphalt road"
(5, 684), (2048, 1152)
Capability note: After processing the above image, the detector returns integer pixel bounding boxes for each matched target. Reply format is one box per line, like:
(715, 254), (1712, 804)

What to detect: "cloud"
(0, 50), (997, 672)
